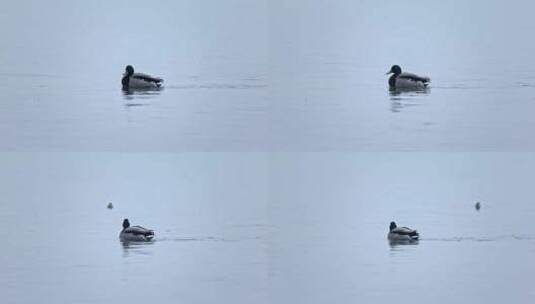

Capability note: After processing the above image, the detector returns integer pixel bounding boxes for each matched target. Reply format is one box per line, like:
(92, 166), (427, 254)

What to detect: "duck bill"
(385, 71), (392, 75)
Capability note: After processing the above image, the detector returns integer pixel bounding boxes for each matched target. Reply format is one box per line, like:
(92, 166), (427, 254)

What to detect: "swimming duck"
(386, 65), (430, 90)
(121, 65), (163, 90)
(388, 221), (419, 241)
(119, 218), (154, 241)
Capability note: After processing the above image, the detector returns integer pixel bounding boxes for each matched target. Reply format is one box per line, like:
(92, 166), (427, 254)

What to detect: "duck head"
(386, 65), (402, 76)
(125, 65), (134, 76)
(123, 218), (130, 229)
(389, 221), (397, 231)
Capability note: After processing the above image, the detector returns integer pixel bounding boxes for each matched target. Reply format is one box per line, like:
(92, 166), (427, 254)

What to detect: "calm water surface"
(0, 0), (268, 151)
(2, 1), (535, 150)
(2, 153), (535, 303)
(0, 154), (269, 303)
(268, 153), (535, 303)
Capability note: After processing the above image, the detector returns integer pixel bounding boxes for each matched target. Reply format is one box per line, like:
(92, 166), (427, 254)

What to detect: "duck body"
(122, 65), (163, 90)
(387, 65), (430, 90)
(387, 221), (419, 241)
(119, 218), (154, 242)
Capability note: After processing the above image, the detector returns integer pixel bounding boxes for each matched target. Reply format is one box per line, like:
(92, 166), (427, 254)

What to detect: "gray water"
(2, 0), (535, 150)
(268, 153), (535, 302)
(0, 154), (270, 303)
(0, 0), (269, 151)
(2, 153), (535, 303)
(2, 1), (535, 303)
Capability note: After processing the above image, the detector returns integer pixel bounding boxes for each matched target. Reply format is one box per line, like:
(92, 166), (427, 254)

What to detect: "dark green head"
(389, 221), (397, 231)
(387, 65), (402, 75)
(125, 65), (134, 76)
(122, 218), (130, 229)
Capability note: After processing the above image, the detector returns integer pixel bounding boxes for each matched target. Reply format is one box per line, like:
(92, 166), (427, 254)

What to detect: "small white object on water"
(388, 221), (419, 241)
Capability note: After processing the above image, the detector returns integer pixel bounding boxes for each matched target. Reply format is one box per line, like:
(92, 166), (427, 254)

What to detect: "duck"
(121, 65), (163, 90)
(386, 65), (430, 90)
(119, 218), (154, 242)
(387, 221), (419, 241)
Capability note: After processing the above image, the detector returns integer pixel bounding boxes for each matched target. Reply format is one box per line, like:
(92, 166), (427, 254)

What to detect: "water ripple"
(422, 234), (535, 242)
(166, 83), (267, 90)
